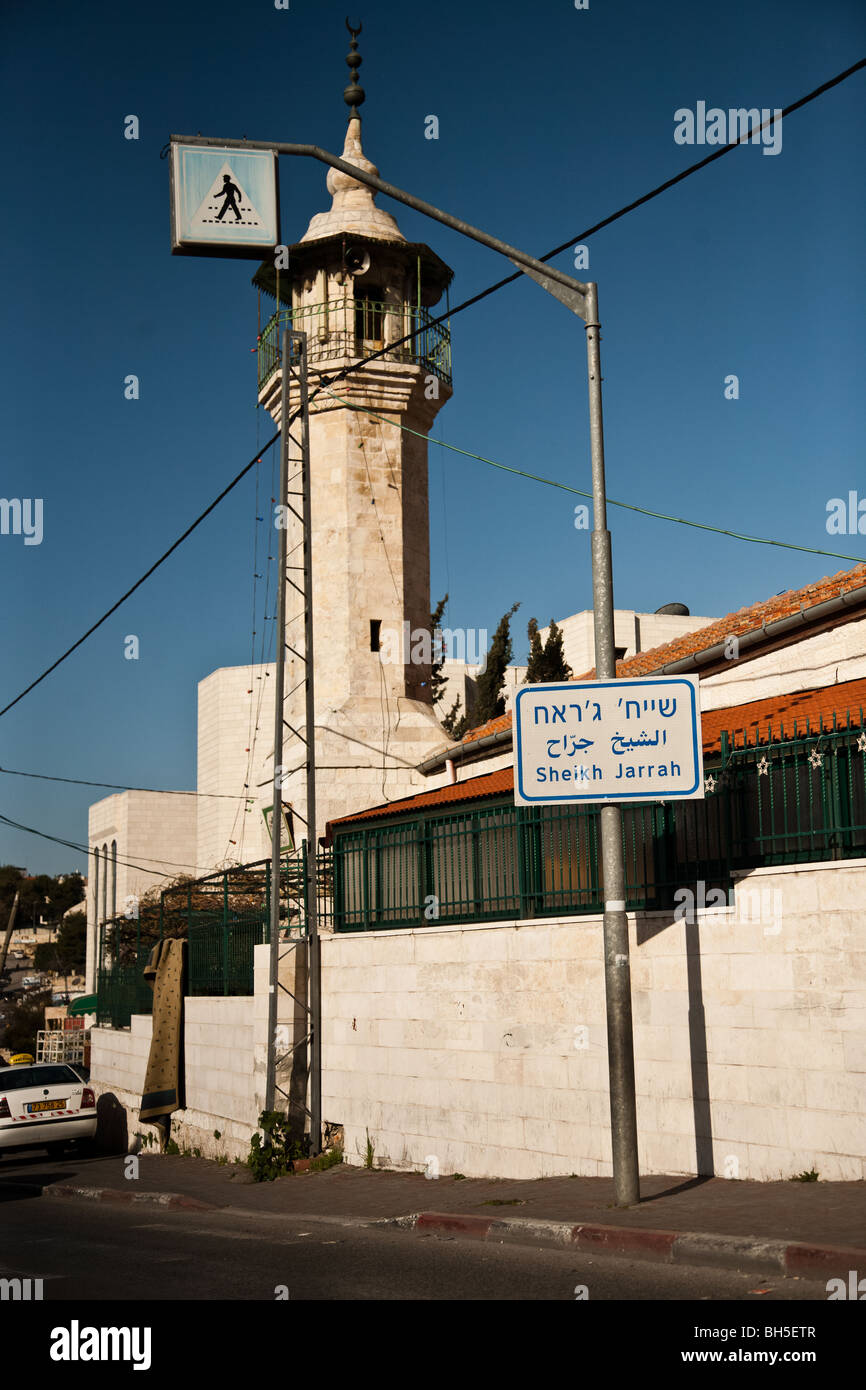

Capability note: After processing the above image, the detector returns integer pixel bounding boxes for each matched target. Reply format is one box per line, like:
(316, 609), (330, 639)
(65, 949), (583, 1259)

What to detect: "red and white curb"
(382, 1211), (866, 1278)
(40, 1186), (866, 1278)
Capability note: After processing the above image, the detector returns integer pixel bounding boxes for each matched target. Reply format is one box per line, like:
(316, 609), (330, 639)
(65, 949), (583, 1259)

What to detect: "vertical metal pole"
(0, 890), (20, 978)
(265, 328), (292, 1114)
(293, 329), (322, 1157)
(585, 283), (640, 1207)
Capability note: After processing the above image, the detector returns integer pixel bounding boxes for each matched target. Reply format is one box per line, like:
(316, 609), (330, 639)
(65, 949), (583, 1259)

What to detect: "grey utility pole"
(172, 129), (639, 1204)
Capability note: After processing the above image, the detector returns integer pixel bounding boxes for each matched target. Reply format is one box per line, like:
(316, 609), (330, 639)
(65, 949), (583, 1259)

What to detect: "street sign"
(170, 143), (279, 258)
(263, 802), (295, 855)
(514, 676), (704, 805)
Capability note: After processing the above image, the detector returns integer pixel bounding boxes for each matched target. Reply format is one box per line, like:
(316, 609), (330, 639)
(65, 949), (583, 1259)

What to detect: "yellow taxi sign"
(10, 1053), (34, 1065)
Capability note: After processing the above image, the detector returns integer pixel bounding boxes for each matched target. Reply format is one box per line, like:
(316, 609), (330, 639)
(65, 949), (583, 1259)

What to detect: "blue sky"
(1, 0), (864, 874)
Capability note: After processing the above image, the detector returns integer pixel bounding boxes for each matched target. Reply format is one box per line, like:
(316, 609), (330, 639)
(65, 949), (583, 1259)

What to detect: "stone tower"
(255, 27), (453, 839)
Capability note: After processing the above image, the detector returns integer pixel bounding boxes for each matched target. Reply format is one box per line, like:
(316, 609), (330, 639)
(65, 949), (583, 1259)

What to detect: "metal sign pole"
(585, 284), (640, 1207)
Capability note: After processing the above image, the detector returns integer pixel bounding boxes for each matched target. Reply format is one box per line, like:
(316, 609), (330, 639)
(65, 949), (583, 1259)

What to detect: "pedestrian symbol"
(215, 174), (243, 221)
(190, 163), (264, 230)
(170, 142), (279, 259)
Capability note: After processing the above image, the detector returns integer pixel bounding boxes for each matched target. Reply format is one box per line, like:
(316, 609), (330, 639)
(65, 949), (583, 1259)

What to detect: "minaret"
(255, 22), (453, 837)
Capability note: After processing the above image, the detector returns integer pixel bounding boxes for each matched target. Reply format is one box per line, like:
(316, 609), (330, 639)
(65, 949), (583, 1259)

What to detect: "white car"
(0, 1062), (97, 1156)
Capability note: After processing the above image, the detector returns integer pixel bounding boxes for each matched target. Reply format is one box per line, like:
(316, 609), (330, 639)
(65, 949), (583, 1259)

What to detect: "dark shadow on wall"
(95, 1091), (129, 1154)
(636, 911), (714, 1177)
(279, 935), (311, 1145)
(685, 918), (714, 1175)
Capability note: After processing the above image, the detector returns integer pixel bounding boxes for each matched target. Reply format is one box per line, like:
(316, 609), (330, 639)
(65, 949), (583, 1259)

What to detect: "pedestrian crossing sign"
(170, 142), (280, 258)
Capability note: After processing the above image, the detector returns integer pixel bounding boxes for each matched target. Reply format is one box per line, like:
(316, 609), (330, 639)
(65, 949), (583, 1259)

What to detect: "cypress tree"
(429, 593), (449, 708)
(441, 694), (467, 741)
(468, 602), (520, 727)
(525, 617), (545, 682)
(524, 617), (573, 683)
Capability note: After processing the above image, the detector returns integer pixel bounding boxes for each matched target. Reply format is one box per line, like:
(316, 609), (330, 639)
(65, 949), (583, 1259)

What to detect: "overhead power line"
(2, 58), (863, 723)
(312, 58), (866, 383)
(320, 387), (866, 565)
(0, 437), (280, 720)
(0, 766), (253, 798)
(0, 812), (201, 878)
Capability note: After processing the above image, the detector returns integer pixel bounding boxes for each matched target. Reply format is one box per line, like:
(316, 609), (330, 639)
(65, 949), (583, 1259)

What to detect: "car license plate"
(27, 1099), (66, 1113)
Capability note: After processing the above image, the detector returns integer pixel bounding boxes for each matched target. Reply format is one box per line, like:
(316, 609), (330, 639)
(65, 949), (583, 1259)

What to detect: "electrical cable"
(3, 59), (863, 723)
(0, 767), (248, 797)
(320, 387), (866, 564)
(0, 812), (200, 878)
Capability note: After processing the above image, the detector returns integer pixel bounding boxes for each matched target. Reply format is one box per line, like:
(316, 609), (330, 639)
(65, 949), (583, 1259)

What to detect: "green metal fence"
(328, 718), (866, 932)
(95, 851), (308, 1028)
(257, 300), (452, 391)
(328, 795), (733, 932)
(720, 713), (866, 865)
(95, 717), (866, 1018)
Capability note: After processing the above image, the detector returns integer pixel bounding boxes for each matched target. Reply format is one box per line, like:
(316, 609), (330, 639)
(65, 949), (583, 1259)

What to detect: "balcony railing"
(257, 299), (452, 392)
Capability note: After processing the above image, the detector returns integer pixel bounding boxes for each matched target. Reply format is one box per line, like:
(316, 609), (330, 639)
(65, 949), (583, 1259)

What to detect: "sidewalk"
(12, 1151), (866, 1277)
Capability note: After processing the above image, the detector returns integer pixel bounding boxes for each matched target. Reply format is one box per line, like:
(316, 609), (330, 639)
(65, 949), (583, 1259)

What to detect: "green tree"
(467, 603), (520, 729)
(0, 988), (52, 1057)
(524, 617), (573, 684)
(34, 910), (87, 975)
(0, 866), (85, 936)
(429, 593), (449, 709)
(441, 693), (467, 741)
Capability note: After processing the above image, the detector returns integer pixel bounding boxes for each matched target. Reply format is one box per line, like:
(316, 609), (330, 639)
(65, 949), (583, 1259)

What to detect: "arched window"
(101, 843), (108, 923)
(111, 840), (117, 919)
(93, 847), (100, 922)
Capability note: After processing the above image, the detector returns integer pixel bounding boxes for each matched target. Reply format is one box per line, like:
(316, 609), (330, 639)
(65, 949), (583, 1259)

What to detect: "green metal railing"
(328, 719), (866, 931)
(95, 719), (866, 1018)
(328, 795), (733, 932)
(95, 850), (309, 1028)
(720, 714), (866, 865)
(257, 300), (452, 391)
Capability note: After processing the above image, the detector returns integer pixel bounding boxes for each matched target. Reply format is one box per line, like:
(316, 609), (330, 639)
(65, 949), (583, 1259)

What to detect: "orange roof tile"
(461, 712), (512, 745)
(450, 564), (866, 753)
(700, 676), (866, 754)
(333, 678), (866, 825)
(581, 563), (866, 680)
(330, 767), (513, 826)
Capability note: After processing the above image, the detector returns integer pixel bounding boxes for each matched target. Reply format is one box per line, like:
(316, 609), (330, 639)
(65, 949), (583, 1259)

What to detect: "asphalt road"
(0, 1186), (835, 1303)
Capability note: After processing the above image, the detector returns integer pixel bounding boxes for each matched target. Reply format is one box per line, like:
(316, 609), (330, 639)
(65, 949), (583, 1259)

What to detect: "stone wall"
(86, 791), (198, 997)
(196, 664), (276, 874)
(89, 942), (307, 1160)
(88, 860), (865, 1181)
(319, 861), (866, 1182)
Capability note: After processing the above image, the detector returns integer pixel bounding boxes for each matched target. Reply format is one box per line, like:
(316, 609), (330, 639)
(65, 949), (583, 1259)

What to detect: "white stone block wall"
(88, 860), (866, 1180)
(319, 861), (866, 1181)
(196, 665), (275, 874)
(88, 945), (306, 1160)
(700, 616), (866, 712)
(86, 792), (198, 998)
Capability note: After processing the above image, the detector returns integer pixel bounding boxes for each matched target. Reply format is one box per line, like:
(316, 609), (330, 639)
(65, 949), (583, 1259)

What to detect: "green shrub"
(247, 1111), (310, 1182)
(309, 1146), (343, 1173)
